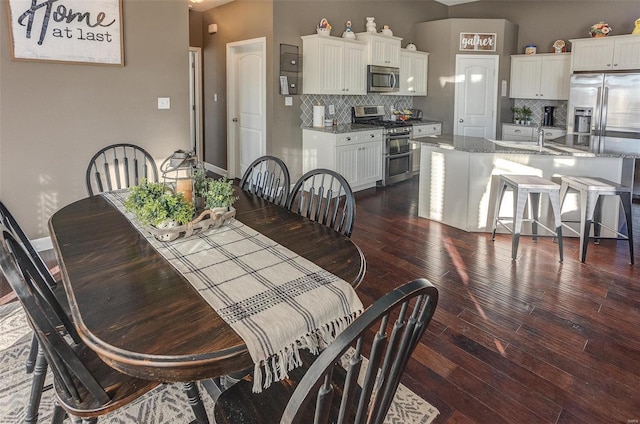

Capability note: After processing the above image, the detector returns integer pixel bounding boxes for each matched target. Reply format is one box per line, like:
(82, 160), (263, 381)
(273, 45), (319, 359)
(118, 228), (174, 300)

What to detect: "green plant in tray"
(199, 177), (238, 209)
(125, 179), (195, 226)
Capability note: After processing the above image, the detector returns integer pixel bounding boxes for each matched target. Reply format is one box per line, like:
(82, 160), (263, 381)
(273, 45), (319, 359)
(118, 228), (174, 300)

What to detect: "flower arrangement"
(124, 179), (195, 226)
(589, 22), (611, 37)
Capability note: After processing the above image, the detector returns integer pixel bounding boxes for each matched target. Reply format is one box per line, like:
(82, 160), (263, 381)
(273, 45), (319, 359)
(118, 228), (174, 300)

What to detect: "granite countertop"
(412, 134), (637, 158)
(302, 120), (442, 135)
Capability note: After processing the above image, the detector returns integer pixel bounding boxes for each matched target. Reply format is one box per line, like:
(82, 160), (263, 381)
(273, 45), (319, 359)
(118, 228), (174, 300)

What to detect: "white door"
(227, 38), (266, 179)
(454, 55), (498, 138)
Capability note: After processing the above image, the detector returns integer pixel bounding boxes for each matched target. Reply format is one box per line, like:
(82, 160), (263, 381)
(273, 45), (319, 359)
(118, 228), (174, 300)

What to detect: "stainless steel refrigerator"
(567, 72), (640, 196)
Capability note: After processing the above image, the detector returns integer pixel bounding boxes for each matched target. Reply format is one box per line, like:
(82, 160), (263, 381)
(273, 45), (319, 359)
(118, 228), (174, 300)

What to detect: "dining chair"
(0, 229), (211, 424)
(0, 200), (70, 424)
(86, 143), (158, 196)
(213, 278), (439, 424)
(240, 155), (291, 207)
(286, 169), (356, 237)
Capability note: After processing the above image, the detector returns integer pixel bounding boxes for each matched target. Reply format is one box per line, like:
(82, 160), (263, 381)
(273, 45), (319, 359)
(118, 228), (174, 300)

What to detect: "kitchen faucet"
(537, 124), (545, 147)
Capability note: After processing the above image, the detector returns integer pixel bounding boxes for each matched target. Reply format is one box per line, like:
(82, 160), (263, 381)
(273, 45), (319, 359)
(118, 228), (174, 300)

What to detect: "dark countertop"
(412, 134), (637, 158)
(302, 119), (442, 135)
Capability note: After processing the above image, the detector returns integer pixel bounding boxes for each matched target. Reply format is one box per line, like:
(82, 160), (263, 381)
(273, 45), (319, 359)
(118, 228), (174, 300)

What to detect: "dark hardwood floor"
(351, 175), (639, 424)
(2, 176), (638, 423)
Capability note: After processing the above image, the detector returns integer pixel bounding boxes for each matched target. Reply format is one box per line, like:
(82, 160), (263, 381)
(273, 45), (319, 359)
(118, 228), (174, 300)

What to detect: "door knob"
(232, 118), (238, 122)
(459, 118), (464, 123)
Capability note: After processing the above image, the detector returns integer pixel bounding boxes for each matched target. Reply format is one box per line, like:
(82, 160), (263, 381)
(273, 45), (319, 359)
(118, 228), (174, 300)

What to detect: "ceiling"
(188, 0), (483, 12)
(188, 0), (234, 12)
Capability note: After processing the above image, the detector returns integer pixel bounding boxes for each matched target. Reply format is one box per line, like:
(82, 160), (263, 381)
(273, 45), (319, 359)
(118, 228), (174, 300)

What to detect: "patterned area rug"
(0, 303), (439, 423)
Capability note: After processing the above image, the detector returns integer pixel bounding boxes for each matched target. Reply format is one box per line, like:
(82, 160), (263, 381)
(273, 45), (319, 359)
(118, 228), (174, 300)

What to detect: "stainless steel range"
(352, 106), (413, 186)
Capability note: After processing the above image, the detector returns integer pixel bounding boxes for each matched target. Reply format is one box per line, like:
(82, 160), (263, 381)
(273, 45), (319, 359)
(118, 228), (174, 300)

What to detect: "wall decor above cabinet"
(570, 35), (640, 72)
(301, 35), (366, 95)
(510, 53), (570, 100)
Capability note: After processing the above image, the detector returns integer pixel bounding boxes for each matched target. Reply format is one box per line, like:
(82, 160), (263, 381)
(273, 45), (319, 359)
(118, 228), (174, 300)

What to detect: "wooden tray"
(145, 207), (236, 242)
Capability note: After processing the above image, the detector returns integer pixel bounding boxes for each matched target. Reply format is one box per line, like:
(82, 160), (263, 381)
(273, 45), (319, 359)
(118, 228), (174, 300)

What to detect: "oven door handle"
(386, 151), (412, 159)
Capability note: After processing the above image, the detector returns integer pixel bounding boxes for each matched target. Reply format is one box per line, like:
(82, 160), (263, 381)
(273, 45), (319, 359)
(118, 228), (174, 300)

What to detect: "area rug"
(0, 303), (439, 423)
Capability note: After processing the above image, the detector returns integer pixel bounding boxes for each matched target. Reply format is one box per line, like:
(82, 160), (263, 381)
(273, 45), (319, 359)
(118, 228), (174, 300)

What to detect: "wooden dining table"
(48, 189), (365, 382)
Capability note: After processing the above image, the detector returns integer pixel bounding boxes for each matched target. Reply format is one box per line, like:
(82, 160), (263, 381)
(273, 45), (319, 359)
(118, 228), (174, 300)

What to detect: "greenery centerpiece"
(125, 172), (238, 242)
(124, 179), (194, 226)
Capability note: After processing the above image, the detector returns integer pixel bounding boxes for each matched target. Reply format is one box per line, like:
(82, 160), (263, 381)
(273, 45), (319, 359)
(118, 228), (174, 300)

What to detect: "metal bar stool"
(491, 175), (563, 261)
(559, 176), (634, 264)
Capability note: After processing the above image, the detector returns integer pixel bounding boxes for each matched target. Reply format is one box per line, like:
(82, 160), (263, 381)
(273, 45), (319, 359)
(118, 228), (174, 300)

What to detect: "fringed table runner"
(103, 190), (363, 392)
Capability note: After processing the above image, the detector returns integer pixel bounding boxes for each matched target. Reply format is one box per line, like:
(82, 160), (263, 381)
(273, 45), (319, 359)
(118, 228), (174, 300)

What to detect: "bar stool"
(491, 175), (563, 261)
(559, 176), (634, 264)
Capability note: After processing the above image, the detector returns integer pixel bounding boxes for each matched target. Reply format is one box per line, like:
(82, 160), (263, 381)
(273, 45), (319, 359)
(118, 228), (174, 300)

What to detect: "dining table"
(48, 189), (366, 383)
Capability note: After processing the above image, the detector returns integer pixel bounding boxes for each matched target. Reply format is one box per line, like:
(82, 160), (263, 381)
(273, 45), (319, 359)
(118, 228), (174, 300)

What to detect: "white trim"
(203, 162), (228, 178)
(189, 47), (204, 161)
(31, 236), (53, 252)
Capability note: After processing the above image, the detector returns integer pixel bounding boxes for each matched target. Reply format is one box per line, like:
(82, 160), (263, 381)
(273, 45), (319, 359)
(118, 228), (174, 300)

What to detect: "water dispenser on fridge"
(573, 107), (592, 133)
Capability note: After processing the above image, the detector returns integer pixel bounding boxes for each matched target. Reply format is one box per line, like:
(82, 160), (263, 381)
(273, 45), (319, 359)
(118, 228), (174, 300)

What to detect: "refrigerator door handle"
(594, 86), (603, 136)
(601, 87), (609, 135)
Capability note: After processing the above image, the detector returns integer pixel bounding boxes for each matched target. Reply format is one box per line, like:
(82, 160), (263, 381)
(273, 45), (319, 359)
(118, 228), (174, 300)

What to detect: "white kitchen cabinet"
(570, 35), (640, 72)
(509, 53), (570, 100)
(395, 49), (429, 96)
(302, 129), (383, 191)
(411, 122), (441, 172)
(355, 33), (402, 67)
(301, 35), (366, 95)
(502, 124), (566, 142)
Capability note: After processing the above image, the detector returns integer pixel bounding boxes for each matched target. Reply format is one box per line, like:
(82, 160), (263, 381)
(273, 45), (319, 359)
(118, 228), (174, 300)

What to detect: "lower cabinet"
(411, 123), (442, 173)
(302, 129), (383, 191)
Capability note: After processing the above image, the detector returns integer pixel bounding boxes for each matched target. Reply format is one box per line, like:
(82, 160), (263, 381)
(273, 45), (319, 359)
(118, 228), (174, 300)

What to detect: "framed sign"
(6, 0), (124, 65)
(459, 33), (496, 52)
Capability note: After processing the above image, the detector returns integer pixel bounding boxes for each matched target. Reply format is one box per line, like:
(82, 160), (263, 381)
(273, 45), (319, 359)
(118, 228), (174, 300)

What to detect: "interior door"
(454, 55), (498, 138)
(227, 38), (266, 179)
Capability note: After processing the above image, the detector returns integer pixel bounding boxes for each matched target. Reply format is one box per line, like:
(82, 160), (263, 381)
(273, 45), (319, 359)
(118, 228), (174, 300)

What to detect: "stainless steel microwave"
(367, 65), (399, 93)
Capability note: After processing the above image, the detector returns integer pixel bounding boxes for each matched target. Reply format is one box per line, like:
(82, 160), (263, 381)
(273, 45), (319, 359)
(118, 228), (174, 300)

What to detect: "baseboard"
(31, 236), (53, 253)
(203, 162), (228, 178)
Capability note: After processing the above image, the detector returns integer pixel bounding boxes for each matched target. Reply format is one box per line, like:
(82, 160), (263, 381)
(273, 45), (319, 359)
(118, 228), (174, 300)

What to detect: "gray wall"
(413, 18), (519, 136)
(0, 0), (191, 237)
(449, 1), (638, 54)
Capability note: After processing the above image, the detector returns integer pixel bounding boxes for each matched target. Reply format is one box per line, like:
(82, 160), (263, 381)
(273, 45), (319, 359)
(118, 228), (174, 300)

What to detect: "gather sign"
(7, 0), (123, 65)
(459, 33), (497, 52)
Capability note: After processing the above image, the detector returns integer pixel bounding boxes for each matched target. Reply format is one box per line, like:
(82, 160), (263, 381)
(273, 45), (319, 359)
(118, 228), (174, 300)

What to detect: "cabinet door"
(317, 37), (345, 94)
(398, 52), (413, 95)
(343, 42), (366, 95)
(412, 54), (428, 96)
(539, 54), (570, 100)
(357, 142), (383, 184)
(612, 37), (640, 70)
(571, 38), (614, 71)
(383, 37), (401, 68)
(414, 123), (441, 136)
(510, 56), (541, 99)
(369, 36), (389, 66)
(336, 145), (360, 187)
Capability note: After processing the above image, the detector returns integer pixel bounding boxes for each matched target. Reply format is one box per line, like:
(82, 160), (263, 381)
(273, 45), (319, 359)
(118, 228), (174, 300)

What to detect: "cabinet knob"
(459, 119), (464, 123)
(369, 133), (375, 138)
(515, 129), (521, 133)
(346, 137), (352, 141)
(613, 63), (618, 67)
(607, 64), (611, 67)
(232, 118), (238, 122)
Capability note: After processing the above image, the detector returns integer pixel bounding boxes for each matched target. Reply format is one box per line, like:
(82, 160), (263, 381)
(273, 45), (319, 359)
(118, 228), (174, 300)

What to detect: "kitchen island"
(413, 134), (636, 235)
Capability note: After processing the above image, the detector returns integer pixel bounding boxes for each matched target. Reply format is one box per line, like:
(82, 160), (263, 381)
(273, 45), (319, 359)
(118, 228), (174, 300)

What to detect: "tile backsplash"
(300, 94), (413, 126)
(513, 99), (567, 128)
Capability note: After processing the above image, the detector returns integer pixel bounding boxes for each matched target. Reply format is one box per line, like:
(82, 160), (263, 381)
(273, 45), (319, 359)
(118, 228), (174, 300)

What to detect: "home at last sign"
(459, 33), (496, 52)
(7, 0), (123, 65)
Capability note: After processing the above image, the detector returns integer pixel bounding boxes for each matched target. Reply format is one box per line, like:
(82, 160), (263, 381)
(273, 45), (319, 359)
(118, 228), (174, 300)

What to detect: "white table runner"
(103, 190), (363, 392)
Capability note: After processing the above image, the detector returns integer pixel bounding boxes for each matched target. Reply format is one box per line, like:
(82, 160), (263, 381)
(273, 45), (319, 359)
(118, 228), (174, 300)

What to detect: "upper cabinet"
(396, 49), (429, 96)
(509, 53), (570, 100)
(570, 35), (640, 72)
(301, 35), (366, 95)
(355, 33), (402, 67)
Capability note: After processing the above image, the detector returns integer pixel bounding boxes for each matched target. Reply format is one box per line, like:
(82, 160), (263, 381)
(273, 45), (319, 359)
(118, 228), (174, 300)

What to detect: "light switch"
(501, 80), (507, 97)
(285, 96), (293, 106)
(328, 104), (335, 115)
(158, 97), (171, 109)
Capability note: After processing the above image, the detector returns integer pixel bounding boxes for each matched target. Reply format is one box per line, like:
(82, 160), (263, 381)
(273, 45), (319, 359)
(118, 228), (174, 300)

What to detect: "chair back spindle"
(240, 155), (291, 207)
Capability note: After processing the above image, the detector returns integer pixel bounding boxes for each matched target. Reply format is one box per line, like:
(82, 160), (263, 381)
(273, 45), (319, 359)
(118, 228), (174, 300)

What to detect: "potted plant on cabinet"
(512, 107), (523, 124)
(522, 106), (533, 125)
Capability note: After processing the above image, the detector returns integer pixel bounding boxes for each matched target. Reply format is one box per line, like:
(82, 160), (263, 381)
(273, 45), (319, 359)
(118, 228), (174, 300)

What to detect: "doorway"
(189, 47), (203, 162)
(454, 55), (498, 138)
(226, 37), (267, 179)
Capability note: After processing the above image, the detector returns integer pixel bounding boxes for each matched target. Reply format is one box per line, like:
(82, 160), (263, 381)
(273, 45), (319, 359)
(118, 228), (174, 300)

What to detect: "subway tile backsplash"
(300, 94), (413, 127)
(513, 99), (567, 128)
